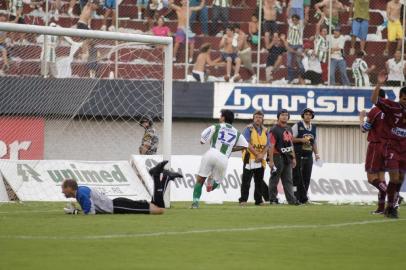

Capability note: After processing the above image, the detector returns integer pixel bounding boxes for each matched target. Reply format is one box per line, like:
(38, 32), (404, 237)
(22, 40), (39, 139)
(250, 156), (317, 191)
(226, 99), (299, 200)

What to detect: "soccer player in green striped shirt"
(351, 51), (375, 87)
(191, 109), (248, 208)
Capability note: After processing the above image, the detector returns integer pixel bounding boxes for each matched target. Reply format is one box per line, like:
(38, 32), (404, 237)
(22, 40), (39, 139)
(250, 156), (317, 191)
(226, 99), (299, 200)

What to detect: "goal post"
(0, 22), (172, 160)
(0, 22), (173, 204)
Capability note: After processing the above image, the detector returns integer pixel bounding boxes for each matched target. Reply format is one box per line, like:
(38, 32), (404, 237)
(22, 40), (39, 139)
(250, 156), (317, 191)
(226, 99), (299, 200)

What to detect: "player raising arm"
(371, 71), (406, 218)
(191, 109), (249, 208)
(359, 89), (387, 214)
(62, 161), (182, 215)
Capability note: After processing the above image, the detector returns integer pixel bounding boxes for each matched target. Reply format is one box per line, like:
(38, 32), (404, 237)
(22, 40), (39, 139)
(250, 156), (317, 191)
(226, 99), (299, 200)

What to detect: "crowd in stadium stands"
(0, 0), (405, 85)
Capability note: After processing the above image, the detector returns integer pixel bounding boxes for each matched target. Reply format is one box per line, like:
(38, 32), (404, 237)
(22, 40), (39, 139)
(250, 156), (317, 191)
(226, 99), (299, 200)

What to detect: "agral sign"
(132, 155), (401, 204)
(0, 117), (45, 160)
(213, 83), (399, 122)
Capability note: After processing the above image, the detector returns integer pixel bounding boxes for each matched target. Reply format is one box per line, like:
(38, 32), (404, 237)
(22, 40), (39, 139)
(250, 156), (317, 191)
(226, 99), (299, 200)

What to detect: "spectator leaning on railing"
(8, 0), (28, 45)
(192, 42), (223, 82)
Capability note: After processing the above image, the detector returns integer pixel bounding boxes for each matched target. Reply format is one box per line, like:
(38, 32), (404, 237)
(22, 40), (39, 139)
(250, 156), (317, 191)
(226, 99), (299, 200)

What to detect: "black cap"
(301, 108), (315, 119)
(277, 109), (290, 120)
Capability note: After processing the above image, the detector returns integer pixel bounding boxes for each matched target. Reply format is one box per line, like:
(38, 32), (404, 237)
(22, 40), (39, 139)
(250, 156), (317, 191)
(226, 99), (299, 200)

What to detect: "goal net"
(0, 23), (173, 203)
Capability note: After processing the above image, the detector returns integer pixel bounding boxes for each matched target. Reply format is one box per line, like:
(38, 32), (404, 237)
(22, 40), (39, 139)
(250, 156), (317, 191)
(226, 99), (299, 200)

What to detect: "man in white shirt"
(302, 48), (323, 85)
(386, 50), (406, 86)
(329, 27), (350, 86)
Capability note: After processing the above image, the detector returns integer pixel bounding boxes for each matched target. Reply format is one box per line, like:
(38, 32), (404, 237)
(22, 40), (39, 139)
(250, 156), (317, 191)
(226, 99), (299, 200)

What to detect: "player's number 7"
(219, 131), (236, 143)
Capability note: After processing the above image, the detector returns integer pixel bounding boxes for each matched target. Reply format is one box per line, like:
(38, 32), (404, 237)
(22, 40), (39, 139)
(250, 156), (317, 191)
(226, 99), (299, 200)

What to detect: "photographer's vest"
(242, 125), (268, 168)
(271, 124), (294, 156)
(294, 121), (316, 157)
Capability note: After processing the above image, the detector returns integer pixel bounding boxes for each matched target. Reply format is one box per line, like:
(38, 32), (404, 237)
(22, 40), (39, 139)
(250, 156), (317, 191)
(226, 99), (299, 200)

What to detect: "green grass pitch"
(0, 202), (405, 270)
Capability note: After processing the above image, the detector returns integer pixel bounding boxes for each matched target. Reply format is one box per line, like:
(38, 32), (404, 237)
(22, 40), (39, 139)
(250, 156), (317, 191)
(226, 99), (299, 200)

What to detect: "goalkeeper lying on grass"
(61, 161), (182, 215)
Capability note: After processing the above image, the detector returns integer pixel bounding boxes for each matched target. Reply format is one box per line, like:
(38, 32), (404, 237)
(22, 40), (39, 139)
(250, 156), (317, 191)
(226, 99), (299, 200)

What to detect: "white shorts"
(198, 149), (228, 181)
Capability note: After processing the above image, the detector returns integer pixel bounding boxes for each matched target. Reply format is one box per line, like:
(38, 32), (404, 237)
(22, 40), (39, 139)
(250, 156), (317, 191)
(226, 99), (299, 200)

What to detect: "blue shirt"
(76, 186), (114, 214)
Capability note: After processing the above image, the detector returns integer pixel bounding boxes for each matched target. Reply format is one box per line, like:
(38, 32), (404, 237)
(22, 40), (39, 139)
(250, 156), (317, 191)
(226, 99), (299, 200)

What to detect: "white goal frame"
(0, 22), (173, 161)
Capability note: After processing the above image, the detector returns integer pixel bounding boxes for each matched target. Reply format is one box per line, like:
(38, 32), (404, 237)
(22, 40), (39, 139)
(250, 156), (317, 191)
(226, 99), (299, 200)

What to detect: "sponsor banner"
(213, 83), (400, 122)
(0, 160), (151, 201)
(0, 117), (45, 160)
(132, 155), (393, 203)
(0, 173), (9, 202)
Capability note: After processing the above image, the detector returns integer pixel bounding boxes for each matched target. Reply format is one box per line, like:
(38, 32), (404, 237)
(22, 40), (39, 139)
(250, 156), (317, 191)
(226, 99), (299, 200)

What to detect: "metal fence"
(0, 0), (405, 87)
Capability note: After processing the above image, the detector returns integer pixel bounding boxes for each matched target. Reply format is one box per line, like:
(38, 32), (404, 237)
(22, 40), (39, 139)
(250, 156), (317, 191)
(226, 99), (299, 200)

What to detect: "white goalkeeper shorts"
(198, 148), (228, 181)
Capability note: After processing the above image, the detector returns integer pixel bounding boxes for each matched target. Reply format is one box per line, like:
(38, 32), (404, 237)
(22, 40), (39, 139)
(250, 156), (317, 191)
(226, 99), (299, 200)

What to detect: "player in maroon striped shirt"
(360, 89), (387, 214)
(371, 71), (406, 218)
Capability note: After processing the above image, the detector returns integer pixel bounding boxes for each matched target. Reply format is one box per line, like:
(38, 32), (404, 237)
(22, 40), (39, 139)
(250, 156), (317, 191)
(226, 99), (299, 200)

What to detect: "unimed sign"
(0, 117), (45, 160)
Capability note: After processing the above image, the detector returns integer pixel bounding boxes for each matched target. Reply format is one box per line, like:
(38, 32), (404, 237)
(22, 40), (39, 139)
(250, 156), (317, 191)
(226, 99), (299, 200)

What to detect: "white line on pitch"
(1, 219), (405, 240)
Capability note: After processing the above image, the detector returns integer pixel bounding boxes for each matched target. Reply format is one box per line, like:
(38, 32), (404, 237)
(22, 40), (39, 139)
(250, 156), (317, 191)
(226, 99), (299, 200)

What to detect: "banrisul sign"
(0, 160), (151, 201)
(213, 83), (399, 122)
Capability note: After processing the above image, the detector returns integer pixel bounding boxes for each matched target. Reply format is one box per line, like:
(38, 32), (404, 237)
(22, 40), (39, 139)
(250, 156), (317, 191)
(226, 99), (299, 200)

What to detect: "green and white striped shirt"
(200, 123), (248, 158)
(352, 58), (370, 87)
(314, 35), (328, 63)
(287, 19), (303, 46)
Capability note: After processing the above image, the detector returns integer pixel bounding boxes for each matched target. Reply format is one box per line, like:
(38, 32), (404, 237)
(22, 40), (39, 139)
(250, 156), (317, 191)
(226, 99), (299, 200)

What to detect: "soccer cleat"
(370, 209), (384, 215)
(384, 207), (399, 219)
(206, 180), (219, 192)
(190, 201), (199, 209)
(148, 160), (169, 177)
(270, 199), (280, 205)
(395, 195), (404, 209)
(162, 169), (183, 180)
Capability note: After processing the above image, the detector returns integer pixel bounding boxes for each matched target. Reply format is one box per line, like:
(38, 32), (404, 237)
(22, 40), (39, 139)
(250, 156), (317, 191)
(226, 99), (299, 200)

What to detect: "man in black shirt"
(267, 109), (299, 205)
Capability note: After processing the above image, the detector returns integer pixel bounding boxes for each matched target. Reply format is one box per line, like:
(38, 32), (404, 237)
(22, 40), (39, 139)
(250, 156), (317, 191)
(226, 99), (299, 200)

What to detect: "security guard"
(292, 108), (320, 204)
(239, 110), (270, 205)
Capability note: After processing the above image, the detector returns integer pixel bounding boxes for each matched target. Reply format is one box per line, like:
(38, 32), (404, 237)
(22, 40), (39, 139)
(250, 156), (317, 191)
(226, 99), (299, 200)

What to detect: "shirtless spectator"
(266, 33), (288, 82)
(192, 43), (223, 82)
(219, 25), (241, 82)
(234, 24), (256, 83)
(76, 0), (100, 60)
(263, 0), (282, 49)
(315, 0), (348, 30)
(384, 0), (403, 56)
(170, 0), (205, 63)
(248, 13), (259, 46)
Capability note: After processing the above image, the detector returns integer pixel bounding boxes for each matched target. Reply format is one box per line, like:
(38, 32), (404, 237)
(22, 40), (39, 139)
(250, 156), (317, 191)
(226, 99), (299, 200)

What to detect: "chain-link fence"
(0, 0), (405, 86)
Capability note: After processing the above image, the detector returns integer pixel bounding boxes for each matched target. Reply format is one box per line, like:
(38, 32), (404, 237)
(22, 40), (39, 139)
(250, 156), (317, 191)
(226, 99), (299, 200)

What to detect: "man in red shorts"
(360, 89), (387, 214)
(371, 71), (406, 218)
